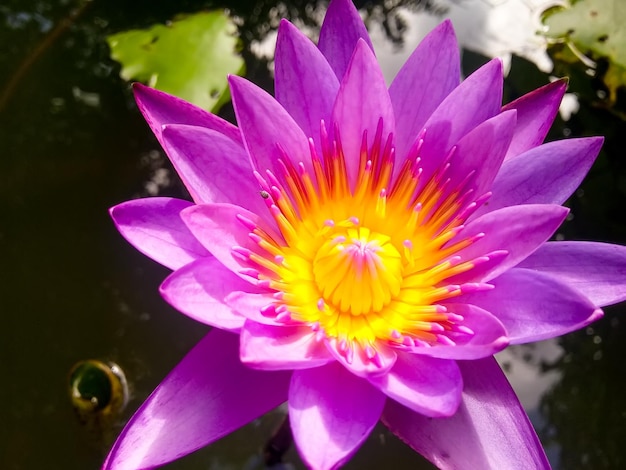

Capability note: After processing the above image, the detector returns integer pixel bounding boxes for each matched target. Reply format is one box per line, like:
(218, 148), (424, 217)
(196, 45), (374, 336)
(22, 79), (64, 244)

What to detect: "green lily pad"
(543, 0), (626, 102)
(107, 11), (244, 112)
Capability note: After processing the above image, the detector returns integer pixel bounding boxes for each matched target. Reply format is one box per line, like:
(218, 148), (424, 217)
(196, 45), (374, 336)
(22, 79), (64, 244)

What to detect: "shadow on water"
(1, 0), (625, 469)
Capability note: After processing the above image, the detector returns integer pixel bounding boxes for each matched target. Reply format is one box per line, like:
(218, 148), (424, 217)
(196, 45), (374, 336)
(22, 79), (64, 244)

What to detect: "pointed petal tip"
(436, 18), (456, 38)
(131, 80), (147, 95)
(278, 17), (295, 33)
(555, 76), (569, 88)
(591, 307), (604, 322)
(132, 81), (167, 107)
(227, 74), (251, 93)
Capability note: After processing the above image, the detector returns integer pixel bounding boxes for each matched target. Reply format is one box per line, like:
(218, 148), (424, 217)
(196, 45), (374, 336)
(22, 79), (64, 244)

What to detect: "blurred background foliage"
(1, 0), (625, 469)
(543, 0), (626, 109)
(107, 11), (244, 112)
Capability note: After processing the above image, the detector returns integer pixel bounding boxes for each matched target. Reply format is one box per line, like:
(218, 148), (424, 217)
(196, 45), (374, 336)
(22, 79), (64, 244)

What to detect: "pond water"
(2, 0), (626, 469)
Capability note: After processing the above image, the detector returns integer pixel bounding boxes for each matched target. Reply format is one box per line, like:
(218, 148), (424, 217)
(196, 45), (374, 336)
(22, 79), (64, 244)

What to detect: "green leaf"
(543, 0), (626, 102)
(107, 11), (244, 112)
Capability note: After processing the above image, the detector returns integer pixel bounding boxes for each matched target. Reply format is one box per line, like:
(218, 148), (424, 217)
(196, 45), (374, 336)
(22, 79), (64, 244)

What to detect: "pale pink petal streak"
(407, 304), (509, 360)
(160, 257), (255, 331)
(180, 202), (279, 277)
(318, 0), (374, 80)
(103, 330), (290, 470)
(326, 337), (397, 378)
(109, 197), (209, 271)
(240, 321), (334, 370)
(382, 356), (550, 470)
(225, 291), (283, 325)
(289, 362), (386, 470)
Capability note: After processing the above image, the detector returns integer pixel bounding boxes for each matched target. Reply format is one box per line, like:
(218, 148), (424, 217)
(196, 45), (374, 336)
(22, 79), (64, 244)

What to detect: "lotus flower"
(105, 1), (626, 468)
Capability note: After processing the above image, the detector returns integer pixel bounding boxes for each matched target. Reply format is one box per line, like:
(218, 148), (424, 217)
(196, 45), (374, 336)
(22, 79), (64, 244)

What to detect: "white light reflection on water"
(371, 0), (579, 120)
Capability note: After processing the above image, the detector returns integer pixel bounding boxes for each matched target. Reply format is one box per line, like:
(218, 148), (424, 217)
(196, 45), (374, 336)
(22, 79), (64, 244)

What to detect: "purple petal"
(289, 362), (385, 470)
(275, 19), (340, 150)
(447, 109), (516, 197)
(502, 79), (567, 160)
(162, 124), (265, 211)
(240, 321), (334, 370)
(389, 20), (460, 161)
(446, 250), (509, 285)
(476, 137), (603, 218)
(103, 330), (290, 470)
(417, 59), (503, 183)
(331, 39), (395, 186)
(225, 291), (282, 325)
(407, 304), (509, 360)
(382, 356), (550, 470)
(318, 0), (374, 80)
(456, 204), (569, 281)
(159, 257), (256, 331)
(326, 337), (397, 378)
(180, 202), (278, 277)
(109, 197), (209, 270)
(462, 268), (603, 344)
(133, 83), (241, 146)
(368, 353), (462, 417)
(229, 75), (312, 177)
(519, 241), (626, 307)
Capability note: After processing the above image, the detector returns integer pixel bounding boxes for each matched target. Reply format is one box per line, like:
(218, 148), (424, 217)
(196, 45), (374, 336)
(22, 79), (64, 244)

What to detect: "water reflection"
(1, 0), (625, 469)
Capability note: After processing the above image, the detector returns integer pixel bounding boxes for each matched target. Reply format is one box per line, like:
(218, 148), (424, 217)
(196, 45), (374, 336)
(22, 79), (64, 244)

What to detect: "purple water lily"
(105, 1), (626, 469)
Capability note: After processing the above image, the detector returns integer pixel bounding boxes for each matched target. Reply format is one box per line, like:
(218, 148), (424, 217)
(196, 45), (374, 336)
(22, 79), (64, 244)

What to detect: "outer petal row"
(289, 362), (385, 470)
(477, 137), (603, 217)
(519, 241), (626, 307)
(109, 197), (209, 271)
(161, 124), (266, 212)
(456, 203), (569, 281)
(463, 268), (603, 344)
(133, 83), (242, 146)
(160, 257), (252, 331)
(382, 356), (550, 470)
(103, 330), (291, 470)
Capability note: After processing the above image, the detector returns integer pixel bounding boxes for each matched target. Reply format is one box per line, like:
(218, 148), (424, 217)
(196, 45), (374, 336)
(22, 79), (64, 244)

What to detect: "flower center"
(313, 224), (402, 316)
(235, 120), (492, 361)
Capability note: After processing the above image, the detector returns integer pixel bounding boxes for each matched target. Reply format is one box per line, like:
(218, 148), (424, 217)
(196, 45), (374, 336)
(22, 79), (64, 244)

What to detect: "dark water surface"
(2, 0), (626, 469)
